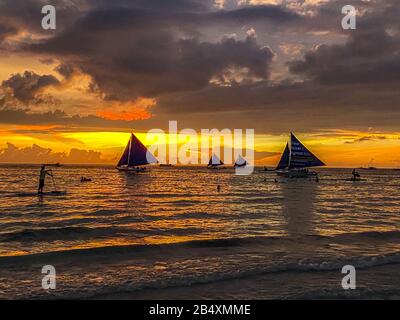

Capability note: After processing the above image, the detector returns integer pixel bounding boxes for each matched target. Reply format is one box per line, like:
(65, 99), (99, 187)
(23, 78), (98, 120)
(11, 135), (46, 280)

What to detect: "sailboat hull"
(117, 166), (149, 173)
(276, 169), (318, 178)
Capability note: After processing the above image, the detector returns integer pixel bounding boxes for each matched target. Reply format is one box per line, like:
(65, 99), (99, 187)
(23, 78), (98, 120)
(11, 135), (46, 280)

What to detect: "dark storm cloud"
(54, 63), (74, 79)
(0, 23), (17, 41)
(289, 29), (400, 84)
(155, 81), (400, 133)
(0, 0), (85, 48)
(19, 0), (301, 101)
(1, 71), (60, 103)
(1, 0), (400, 133)
(31, 17), (274, 99)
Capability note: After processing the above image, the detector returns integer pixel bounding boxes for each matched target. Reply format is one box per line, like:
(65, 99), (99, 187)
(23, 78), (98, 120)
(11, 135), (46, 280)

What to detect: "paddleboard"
(38, 191), (67, 196)
(17, 191), (67, 197)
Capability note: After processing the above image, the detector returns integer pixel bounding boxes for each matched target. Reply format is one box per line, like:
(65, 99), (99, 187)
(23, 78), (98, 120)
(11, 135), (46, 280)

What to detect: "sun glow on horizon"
(0, 128), (399, 168)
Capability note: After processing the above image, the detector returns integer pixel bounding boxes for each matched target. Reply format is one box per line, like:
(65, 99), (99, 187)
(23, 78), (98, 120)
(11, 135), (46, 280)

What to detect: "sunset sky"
(0, 0), (399, 167)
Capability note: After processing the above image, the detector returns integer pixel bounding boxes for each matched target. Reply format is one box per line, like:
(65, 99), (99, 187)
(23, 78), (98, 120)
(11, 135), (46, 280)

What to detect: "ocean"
(0, 165), (399, 299)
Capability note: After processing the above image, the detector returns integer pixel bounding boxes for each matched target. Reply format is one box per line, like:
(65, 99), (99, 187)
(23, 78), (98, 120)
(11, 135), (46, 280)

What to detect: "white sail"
(234, 155), (247, 167)
(208, 153), (224, 167)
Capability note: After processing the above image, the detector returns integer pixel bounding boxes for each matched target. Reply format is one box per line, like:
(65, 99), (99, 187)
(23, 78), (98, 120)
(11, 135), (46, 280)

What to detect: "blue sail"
(117, 141), (130, 167)
(118, 133), (158, 167)
(289, 133), (325, 169)
(276, 143), (290, 170)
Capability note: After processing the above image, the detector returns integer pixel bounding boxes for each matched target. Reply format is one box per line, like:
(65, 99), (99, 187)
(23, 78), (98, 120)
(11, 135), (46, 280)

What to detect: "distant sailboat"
(234, 155), (247, 168)
(207, 153), (225, 169)
(359, 158), (378, 170)
(275, 133), (325, 178)
(117, 132), (158, 172)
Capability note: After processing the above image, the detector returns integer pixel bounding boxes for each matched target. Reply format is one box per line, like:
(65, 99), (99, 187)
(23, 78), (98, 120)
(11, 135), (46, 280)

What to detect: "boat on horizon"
(275, 133), (325, 178)
(207, 153), (226, 170)
(234, 155), (247, 168)
(116, 132), (158, 173)
(359, 158), (378, 170)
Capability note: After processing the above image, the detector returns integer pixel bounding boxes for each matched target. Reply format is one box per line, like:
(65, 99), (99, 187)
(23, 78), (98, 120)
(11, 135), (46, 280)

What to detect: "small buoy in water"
(217, 185), (221, 192)
(274, 179), (278, 183)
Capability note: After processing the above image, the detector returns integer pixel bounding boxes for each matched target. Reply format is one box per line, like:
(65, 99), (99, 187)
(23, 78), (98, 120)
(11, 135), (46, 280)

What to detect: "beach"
(0, 165), (399, 299)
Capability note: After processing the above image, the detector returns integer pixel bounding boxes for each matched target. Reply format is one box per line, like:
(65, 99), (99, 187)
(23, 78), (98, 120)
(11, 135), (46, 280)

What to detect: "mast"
(117, 132), (158, 167)
(128, 133), (133, 167)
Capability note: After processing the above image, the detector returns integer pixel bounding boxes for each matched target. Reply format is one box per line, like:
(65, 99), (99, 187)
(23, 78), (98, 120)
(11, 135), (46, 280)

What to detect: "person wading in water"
(38, 165), (53, 194)
(351, 169), (361, 181)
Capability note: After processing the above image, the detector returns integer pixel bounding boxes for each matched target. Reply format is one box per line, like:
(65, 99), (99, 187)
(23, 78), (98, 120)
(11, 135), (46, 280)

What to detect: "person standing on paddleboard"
(38, 165), (53, 194)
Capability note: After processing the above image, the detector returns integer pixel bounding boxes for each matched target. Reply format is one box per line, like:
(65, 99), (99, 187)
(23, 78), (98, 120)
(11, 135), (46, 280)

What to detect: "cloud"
(0, 23), (17, 42)
(96, 98), (155, 121)
(54, 63), (75, 79)
(289, 29), (400, 85)
(30, 23), (275, 100)
(0, 0), (400, 135)
(1, 71), (60, 104)
(0, 106), (165, 131)
(344, 135), (389, 144)
(0, 142), (108, 164)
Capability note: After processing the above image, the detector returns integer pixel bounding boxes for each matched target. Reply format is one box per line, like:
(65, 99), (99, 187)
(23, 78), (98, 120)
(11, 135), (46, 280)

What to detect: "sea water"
(0, 165), (399, 299)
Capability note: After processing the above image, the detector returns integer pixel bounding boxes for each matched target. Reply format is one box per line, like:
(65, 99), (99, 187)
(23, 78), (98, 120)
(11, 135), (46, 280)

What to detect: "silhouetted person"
(217, 185), (221, 192)
(38, 165), (52, 194)
(352, 169), (360, 181)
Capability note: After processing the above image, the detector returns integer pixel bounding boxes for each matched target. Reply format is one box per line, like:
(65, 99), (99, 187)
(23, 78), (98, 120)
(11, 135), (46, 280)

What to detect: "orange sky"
(1, 127), (399, 168)
(0, 55), (398, 167)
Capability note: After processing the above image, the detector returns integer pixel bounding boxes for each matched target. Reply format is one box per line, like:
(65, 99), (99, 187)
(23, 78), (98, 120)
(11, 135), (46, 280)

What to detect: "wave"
(0, 226), (126, 242)
(2, 229), (399, 262)
(13, 250), (400, 300)
(0, 225), (203, 243)
(330, 230), (400, 241)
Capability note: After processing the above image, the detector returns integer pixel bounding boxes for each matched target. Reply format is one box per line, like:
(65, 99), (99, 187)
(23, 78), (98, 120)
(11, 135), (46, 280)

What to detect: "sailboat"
(359, 158), (377, 170)
(116, 132), (158, 172)
(234, 155), (247, 168)
(207, 153), (225, 169)
(275, 133), (325, 178)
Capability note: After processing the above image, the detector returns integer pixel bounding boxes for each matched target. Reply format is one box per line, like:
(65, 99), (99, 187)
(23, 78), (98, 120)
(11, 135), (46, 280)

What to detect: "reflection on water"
(0, 165), (399, 257)
(280, 180), (317, 237)
(1, 165), (400, 299)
